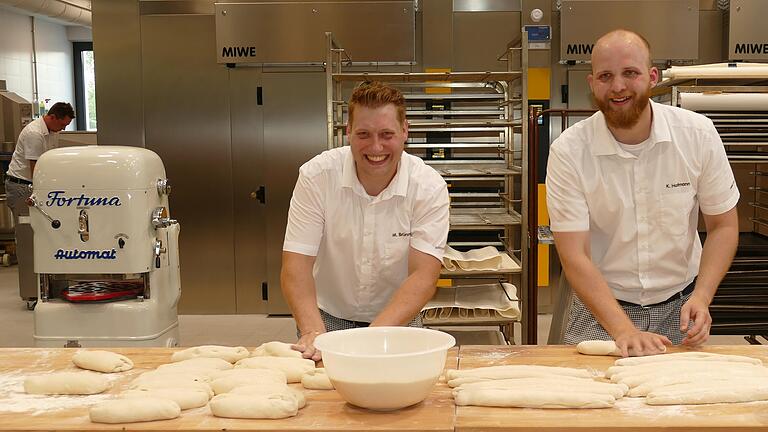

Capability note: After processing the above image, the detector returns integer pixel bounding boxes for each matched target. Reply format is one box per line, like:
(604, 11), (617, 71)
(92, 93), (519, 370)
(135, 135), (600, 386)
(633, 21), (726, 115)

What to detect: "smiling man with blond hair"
(546, 30), (739, 357)
(281, 82), (449, 360)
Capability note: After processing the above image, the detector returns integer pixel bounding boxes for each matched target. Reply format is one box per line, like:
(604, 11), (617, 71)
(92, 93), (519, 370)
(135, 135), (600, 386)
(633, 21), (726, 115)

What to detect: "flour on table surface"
(0, 371), (118, 414)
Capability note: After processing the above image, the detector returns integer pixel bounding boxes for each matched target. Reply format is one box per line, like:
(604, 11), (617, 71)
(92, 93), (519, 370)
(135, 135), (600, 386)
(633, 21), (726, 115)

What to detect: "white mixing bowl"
(313, 327), (455, 411)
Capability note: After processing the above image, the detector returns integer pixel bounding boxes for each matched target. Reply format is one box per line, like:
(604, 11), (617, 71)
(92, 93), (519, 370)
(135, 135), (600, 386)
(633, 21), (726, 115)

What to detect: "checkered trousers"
(563, 291), (693, 345)
(297, 309), (423, 337)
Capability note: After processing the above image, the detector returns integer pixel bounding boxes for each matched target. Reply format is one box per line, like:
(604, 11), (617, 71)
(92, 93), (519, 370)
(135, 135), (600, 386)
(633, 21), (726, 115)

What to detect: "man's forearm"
(371, 270), (437, 326)
(695, 224), (738, 304)
(562, 255), (636, 338)
(280, 254), (325, 334)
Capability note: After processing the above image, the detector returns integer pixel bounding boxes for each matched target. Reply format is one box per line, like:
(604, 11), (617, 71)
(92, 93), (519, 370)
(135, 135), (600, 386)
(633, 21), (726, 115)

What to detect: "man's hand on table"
(614, 329), (672, 357)
(292, 330), (324, 362)
(680, 294), (713, 347)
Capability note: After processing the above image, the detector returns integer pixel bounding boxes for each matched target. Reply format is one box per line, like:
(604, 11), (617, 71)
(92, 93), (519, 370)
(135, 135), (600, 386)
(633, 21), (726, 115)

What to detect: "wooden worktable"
(0, 345), (766, 431)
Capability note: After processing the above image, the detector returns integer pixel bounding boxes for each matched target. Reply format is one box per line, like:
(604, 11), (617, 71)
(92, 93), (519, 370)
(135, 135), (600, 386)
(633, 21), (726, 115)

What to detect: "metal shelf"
(450, 208), (522, 228)
(332, 71), (522, 83)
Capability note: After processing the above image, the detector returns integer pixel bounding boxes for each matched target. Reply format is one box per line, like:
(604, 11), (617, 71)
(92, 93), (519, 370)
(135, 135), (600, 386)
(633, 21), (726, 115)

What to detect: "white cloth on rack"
(442, 246), (502, 271)
(422, 283), (520, 321)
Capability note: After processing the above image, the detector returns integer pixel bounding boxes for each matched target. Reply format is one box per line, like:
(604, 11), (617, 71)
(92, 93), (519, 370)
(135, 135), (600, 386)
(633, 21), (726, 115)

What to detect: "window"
(73, 42), (96, 131)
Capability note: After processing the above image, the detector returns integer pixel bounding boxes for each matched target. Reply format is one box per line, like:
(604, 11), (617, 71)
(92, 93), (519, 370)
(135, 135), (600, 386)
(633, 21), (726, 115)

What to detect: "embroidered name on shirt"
(665, 182), (691, 189)
(392, 232), (412, 238)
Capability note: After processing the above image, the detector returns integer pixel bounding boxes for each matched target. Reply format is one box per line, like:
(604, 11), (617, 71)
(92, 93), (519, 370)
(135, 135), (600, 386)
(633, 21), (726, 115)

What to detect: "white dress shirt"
(7, 117), (59, 181)
(546, 101), (739, 305)
(283, 146), (450, 322)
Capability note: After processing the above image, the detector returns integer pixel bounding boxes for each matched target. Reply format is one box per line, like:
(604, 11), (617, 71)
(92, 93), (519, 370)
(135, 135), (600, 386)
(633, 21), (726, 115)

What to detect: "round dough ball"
(24, 372), (109, 395)
(576, 340), (623, 357)
(251, 341), (303, 358)
(72, 350), (134, 373)
(89, 398), (180, 423)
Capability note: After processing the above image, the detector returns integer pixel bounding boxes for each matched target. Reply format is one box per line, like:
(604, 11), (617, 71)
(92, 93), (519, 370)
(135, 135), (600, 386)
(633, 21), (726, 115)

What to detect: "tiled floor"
(0, 266), (752, 347)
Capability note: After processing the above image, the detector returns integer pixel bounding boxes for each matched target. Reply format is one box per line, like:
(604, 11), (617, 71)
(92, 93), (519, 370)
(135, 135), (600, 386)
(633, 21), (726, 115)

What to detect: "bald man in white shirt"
(281, 82), (450, 360)
(546, 30), (739, 357)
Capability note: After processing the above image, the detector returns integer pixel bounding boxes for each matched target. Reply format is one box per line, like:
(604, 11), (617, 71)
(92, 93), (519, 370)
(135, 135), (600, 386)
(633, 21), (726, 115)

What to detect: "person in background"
(546, 30), (739, 357)
(280, 82), (450, 360)
(5, 102), (74, 301)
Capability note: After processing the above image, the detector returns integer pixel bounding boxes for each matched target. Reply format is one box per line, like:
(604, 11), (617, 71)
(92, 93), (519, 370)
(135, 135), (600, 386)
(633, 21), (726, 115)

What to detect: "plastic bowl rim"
(313, 327), (456, 359)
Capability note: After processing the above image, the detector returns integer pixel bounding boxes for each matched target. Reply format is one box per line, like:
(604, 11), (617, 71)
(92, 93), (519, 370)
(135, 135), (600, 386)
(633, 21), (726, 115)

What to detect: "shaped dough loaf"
(171, 345), (249, 363)
(89, 398), (180, 423)
(455, 377), (628, 398)
(613, 351), (762, 367)
(454, 388), (615, 409)
(211, 370), (288, 394)
(24, 372), (109, 395)
(158, 357), (234, 371)
(576, 340), (623, 357)
(130, 377), (214, 397)
(234, 357), (315, 383)
(72, 350), (134, 373)
(209, 393), (298, 419)
(230, 383), (307, 408)
(301, 368), (334, 390)
(251, 341), (303, 358)
(121, 388), (211, 410)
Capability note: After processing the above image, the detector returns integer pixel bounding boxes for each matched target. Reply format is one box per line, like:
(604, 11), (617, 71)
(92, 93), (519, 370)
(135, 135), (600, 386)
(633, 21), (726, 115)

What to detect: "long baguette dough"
(646, 380), (768, 405)
(454, 387), (615, 409)
(24, 372), (109, 395)
(234, 357), (315, 383)
(609, 361), (764, 384)
(446, 365), (594, 381)
(251, 341), (303, 359)
(89, 398), (180, 423)
(72, 350), (134, 373)
(613, 352), (762, 367)
(209, 393), (298, 419)
(455, 377), (628, 398)
(576, 340), (623, 357)
(607, 360), (763, 380)
(171, 345), (249, 363)
(628, 370), (768, 397)
(121, 388), (211, 410)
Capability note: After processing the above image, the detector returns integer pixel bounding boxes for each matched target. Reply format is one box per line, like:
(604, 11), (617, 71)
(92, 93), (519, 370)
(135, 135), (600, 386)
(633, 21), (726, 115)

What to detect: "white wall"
(0, 8), (76, 130)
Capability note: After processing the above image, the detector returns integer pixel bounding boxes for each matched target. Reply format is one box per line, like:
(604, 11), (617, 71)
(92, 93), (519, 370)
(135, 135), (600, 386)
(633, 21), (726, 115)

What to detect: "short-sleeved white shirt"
(283, 146), (450, 322)
(546, 101), (739, 305)
(7, 117), (59, 181)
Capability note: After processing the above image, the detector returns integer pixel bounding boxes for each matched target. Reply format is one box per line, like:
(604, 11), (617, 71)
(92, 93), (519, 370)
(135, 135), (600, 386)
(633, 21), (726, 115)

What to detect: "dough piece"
(130, 378), (214, 397)
(301, 368), (334, 390)
(158, 357), (234, 371)
(456, 377), (628, 398)
(234, 357), (315, 383)
(89, 398), (180, 423)
(72, 350), (134, 373)
(646, 379), (768, 405)
(211, 371), (289, 394)
(628, 370), (768, 397)
(133, 370), (213, 384)
(209, 367), (287, 383)
(251, 341), (303, 359)
(24, 372), (109, 395)
(445, 365), (594, 382)
(576, 340), (624, 357)
(606, 359), (762, 379)
(613, 351), (762, 367)
(608, 361), (763, 384)
(122, 388), (211, 410)
(209, 393), (298, 419)
(454, 388), (615, 409)
(230, 383), (307, 408)
(171, 345), (249, 363)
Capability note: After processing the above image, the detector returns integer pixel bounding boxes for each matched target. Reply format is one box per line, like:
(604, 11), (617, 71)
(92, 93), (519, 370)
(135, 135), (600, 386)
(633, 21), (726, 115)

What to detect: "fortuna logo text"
(45, 191), (121, 207)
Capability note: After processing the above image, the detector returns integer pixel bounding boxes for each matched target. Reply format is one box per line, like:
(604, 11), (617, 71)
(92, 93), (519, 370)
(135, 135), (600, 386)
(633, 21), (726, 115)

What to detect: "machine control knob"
(51, 220), (61, 229)
(118, 238), (126, 249)
(152, 207), (178, 229)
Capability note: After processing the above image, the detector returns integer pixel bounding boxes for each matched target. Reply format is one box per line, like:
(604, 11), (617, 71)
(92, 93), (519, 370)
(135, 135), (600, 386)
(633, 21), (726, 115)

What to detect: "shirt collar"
(590, 100), (671, 157)
(341, 148), (409, 199)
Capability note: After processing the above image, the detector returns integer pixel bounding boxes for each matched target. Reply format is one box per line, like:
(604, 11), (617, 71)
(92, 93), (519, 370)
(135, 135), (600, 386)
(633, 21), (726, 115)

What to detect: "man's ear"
(649, 66), (660, 87)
